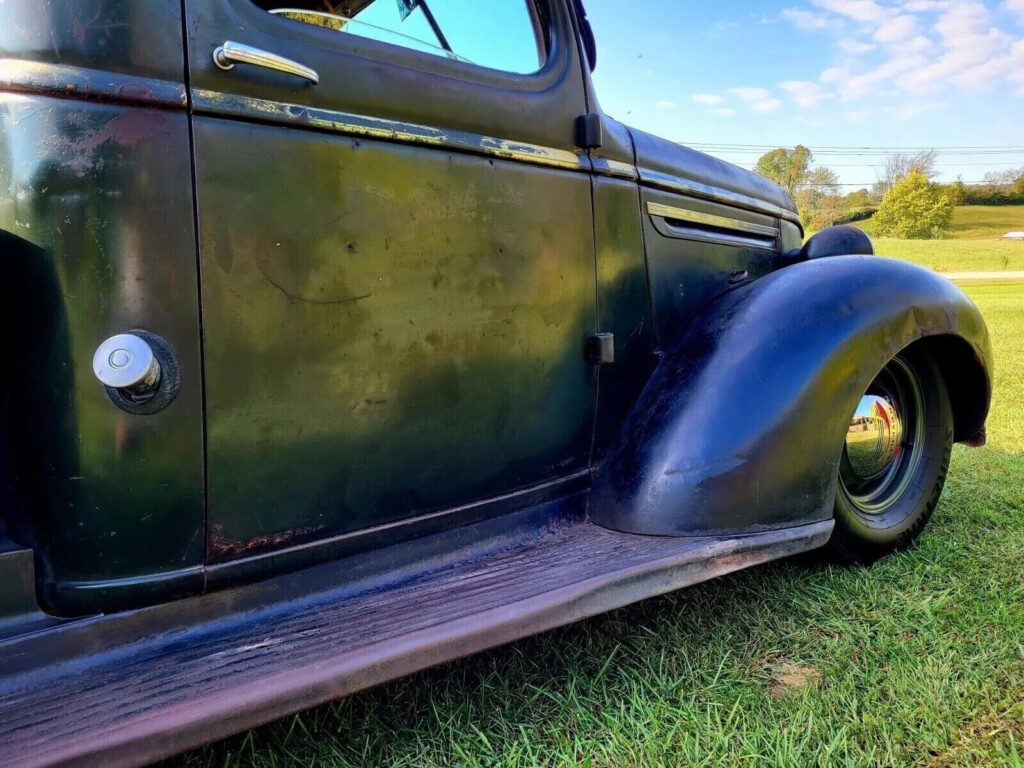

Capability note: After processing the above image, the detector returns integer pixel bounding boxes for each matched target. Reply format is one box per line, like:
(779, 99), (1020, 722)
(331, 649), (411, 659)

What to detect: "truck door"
(184, 0), (597, 563)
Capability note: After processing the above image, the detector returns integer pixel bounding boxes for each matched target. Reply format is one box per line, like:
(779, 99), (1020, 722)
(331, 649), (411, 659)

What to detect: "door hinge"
(586, 333), (615, 365)
(575, 113), (603, 150)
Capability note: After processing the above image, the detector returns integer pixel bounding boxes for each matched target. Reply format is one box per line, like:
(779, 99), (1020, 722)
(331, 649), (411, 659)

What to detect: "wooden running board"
(0, 502), (832, 768)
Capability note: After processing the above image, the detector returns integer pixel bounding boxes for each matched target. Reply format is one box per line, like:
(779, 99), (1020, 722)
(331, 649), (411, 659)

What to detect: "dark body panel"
(194, 118), (597, 558)
(0, 95), (205, 614)
(187, 0), (597, 560)
(631, 127), (799, 221)
(590, 256), (992, 536)
(639, 186), (782, 344)
(0, 0), (186, 105)
(591, 176), (657, 460)
(185, 0), (585, 153)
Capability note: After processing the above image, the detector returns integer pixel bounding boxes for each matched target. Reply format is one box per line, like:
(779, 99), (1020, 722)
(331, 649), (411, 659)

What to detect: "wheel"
(827, 349), (953, 562)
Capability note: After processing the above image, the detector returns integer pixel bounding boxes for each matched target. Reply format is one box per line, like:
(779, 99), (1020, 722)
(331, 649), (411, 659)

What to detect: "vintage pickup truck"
(0, 1), (992, 765)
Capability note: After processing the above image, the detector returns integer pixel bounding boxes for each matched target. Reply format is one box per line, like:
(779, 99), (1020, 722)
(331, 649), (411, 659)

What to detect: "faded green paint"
(195, 119), (598, 558)
(0, 95), (205, 614)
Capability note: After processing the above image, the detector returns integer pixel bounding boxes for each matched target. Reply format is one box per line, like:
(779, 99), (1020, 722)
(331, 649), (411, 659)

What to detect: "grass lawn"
(856, 205), (1024, 272)
(873, 239), (1024, 273)
(169, 282), (1024, 767)
(947, 206), (1024, 240)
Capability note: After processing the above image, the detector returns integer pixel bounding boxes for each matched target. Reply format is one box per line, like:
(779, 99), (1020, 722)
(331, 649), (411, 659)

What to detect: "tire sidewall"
(833, 349), (953, 551)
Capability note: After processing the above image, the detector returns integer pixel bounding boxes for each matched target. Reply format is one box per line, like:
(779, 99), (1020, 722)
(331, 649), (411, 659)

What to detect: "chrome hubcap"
(845, 395), (904, 479)
(839, 357), (925, 515)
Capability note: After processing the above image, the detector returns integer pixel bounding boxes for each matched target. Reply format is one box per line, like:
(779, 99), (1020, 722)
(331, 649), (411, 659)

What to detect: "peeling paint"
(0, 58), (186, 107)
(191, 89), (586, 172)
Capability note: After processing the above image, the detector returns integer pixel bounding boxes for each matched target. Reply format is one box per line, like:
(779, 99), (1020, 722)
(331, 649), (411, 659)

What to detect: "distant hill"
(855, 205), (1024, 240)
(852, 205), (1024, 273)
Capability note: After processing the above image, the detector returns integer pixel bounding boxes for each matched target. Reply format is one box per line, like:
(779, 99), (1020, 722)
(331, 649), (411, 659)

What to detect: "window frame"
(237, 0), (559, 88)
(185, 0), (588, 155)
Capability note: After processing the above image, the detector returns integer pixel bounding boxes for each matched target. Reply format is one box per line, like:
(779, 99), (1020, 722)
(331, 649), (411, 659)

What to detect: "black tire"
(827, 349), (953, 563)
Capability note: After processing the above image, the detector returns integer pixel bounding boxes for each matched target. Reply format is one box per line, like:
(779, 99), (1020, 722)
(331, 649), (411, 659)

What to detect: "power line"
(712, 149), (1024, 157)
(741, 162), (1024, 169)
(685, 142), (1024, 151)
(794, 180), (996, 186)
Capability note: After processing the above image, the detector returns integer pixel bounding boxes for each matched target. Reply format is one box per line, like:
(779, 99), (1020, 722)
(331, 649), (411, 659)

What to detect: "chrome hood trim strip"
(191, 89), (588, 172)
(647, 201), (781, 238)
(591, 157), (638, 180)
(639, 167), (802, 227)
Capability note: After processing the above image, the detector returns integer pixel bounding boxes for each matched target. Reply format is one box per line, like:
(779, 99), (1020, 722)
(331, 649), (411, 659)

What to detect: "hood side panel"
(628, 127), (798, 219)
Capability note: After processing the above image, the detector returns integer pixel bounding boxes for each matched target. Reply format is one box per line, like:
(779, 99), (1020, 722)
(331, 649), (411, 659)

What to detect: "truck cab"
(0, 3), (991, 765)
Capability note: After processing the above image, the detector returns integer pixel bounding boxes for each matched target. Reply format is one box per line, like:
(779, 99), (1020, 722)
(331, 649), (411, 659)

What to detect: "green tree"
(948, 176), (967, 206)
(756, 146), (840, 229)
(797, 193), (845, 231)
(755, 145), (813, 197)
(844, 188), (872, 209)
(872, 171), (953, 239)
(873, 149), (938, 198)
(1013, 170), (1024, 198)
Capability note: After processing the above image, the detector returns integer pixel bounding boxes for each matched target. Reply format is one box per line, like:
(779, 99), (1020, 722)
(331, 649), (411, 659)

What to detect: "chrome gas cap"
(92, 333), (161, 393)
(845, 394), (903, 478)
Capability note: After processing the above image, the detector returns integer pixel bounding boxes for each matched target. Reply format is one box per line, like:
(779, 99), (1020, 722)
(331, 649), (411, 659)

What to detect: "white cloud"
(729, 86), (783, 113)
(840, 52), (929, 100)
(900, 2), (1013, 90)
(1010, 38), (1024, 93)
(820, 66), (848, 83)
(675, 0), (1024, 130)
(730, 86), (772, 101)
(806, 0), (1024, 103)
(781, 7), (829, 29)
(903, 35), (934, 53)
(654, 100), (677, 110)
(903, 0), (952, 10)
(812, 0), (888, 23)
(837, 39), (876, 54)
(874, 14), (918, 42)
(779, 80), (834, 107)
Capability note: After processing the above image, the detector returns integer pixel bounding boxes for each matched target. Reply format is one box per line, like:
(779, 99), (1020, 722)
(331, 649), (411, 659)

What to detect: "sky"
(586, 0), (1024, 189)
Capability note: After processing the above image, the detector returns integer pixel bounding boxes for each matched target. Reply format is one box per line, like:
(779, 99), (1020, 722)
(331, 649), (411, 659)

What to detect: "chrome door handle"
(212, 41), (319, 85)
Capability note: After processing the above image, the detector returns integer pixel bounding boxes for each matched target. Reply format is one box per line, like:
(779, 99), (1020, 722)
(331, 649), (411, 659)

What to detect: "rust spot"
(116, 83), (155, 101)
(209, 523), (327, 559)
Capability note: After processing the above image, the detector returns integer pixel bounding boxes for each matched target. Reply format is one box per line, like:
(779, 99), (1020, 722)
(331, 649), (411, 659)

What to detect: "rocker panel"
(0, 501), (832, 768)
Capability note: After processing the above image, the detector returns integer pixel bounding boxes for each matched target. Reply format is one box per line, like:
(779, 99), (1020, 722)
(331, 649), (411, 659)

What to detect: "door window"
(255, 0), (545, 74)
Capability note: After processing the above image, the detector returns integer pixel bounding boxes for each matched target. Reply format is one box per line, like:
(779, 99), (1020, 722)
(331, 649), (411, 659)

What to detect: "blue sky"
(586, 0), (1024, 188)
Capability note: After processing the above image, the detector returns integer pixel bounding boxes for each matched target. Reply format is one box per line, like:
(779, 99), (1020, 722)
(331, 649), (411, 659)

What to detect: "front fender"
(589, 256), (992, 536)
